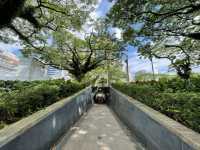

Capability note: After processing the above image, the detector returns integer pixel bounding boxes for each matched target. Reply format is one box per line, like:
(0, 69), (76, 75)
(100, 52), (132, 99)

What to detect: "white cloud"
(127, 49), (200, 79)
(69, 0), (103, 39)
(127, 50), (171, 77)
(109, 27), (122, 39)
(73, 0), (116, 38)
(192, 67), (200, 73)
(85, 0), (103, 22)
(114, 28), (122, 39)
(0, 42), (22, 51)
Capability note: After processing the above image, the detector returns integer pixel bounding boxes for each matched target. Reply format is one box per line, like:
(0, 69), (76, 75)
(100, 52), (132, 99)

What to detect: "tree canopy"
(138, 37), (200, 79)
(0, 0), (95, 47)
(107, 0), (200, 43)
(3, 0), (200, 82)
(23, 26), (122, 81)
(1, 0), (124, 81)
(107, 0), (200, 80)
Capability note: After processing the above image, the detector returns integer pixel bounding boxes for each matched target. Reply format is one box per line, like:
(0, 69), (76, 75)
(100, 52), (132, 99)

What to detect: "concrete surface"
(109, 87), (200, 150)
(53, 104), (145, 150)
(1, 86), (200, 150)
(0, 87), (92, 150)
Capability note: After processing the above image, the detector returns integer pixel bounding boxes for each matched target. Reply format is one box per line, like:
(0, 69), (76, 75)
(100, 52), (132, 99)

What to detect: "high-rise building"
(0, 49), (70, 81)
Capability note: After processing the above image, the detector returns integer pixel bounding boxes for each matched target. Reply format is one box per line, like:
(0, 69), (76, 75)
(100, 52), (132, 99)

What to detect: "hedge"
(133, 76), (200, 92)
(113, 80), (200, 133)
(0, 79), (85, 129)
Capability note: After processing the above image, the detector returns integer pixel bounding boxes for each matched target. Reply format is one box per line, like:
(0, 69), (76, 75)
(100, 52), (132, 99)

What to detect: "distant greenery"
(0, 79), (85, 129)
(135, 71), (176, 81)
(113, 76), (200, 133)
(81, 63), (127, 86)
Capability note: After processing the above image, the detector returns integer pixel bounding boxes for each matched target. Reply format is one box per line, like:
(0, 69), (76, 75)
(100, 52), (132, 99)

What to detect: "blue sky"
(0, 0), (199, 79)
(0, 0), (176, 79)
(95, 0), (114, 17)
(93, 0), (173, 78)
(93, 0), (200, 78)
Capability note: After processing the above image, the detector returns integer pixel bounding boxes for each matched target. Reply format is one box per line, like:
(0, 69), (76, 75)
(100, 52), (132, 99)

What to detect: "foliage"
(133, 75), (200, 92)
(0, 0), (95, 47)
(0, 79), (84, 129)
(1, 1), (124, 83)
(135, 71), (154, 81)
(113, 76), (200, 133)
(23, 23), (122, 81)
(138, 38), (200, 80)
(114, 82), (159, 103)
(107, 0), (200, 80)
(135, 71), (177, 81)
(81, 62), (127, 85)
(107, 0), (200, 42)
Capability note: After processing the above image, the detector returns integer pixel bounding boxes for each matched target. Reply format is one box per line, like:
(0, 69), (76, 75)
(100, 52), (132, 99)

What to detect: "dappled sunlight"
(56, 104), (145, 150)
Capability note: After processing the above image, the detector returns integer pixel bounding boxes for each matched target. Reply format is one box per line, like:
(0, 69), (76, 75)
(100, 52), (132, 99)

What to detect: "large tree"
(107, 0), (200, 43)
(139, 38), (200, 80)
(107, 0), (200, 81)
(0, 0), (95, 47)
(23, 28), (121, 81)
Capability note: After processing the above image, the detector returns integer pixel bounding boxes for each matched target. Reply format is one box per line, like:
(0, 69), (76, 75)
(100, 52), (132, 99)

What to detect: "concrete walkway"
(54, 104), (145, 150)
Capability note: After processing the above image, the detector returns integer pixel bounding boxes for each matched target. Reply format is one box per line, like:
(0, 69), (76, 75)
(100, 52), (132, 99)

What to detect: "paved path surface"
(54, 104), (145, 150)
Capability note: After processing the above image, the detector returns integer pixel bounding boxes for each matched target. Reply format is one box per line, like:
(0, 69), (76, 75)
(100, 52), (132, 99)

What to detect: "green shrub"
(189, 76), (200, 92)
(14, 84), (60, 117)
(114, 83), (158, 104)
(113, 82), (200, 133)
(0, 79), (85, 128)
(0, 96), (17, 123)
(59, 81), (83, 98)
(0, 121), (6, 129)
(155, 93), (200, 133)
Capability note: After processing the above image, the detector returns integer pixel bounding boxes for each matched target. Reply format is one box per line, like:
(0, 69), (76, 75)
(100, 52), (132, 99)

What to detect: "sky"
(91, 0), (200, 79)
(0, 0), (199, 79)
(89, 0), (173, 78)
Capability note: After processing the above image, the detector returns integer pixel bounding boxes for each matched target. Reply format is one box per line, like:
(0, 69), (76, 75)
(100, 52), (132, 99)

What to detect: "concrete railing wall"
(109, 87), (200, 150)
(0, 87), (92, 150)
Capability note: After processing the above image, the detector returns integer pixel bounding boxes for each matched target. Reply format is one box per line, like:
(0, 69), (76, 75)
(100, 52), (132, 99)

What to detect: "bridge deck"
(54, 104), (145, 150)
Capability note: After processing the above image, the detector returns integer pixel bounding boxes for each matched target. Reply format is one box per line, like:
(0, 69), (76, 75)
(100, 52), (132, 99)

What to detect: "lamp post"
(121, 52), (129, 82)
(104, 45), (130, 84)
(119, 46), (129, 82)
(149, 55), (155, 81)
